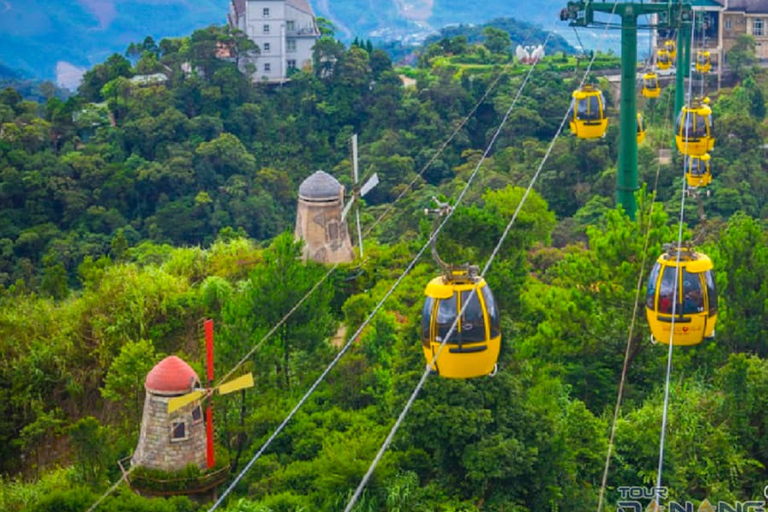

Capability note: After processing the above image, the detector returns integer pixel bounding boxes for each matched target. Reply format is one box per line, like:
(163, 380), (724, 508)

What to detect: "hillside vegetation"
(1, 21), (768, 512)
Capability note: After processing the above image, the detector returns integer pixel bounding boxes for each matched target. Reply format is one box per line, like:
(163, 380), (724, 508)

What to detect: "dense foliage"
(1, 19), (767, 512)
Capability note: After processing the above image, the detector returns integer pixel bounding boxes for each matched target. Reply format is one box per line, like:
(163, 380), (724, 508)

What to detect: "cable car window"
(481, 285), (501, 338)
(577, 98), (588, 118)
(458, 290), (486, 343)
(705, 270), (717, 315)
(698, 54), (707, 64)
(435, 294), (457, 343)
(680, 111), (694, 137)
(707, 113), (713, 134)
(693, 113), (707, 137)
(421, 296), (434, 346)
(646, 262), (661, 310)
(689, 158), (702, 175)
(658, 266), (676, 314)
(682, 270), (704, 314)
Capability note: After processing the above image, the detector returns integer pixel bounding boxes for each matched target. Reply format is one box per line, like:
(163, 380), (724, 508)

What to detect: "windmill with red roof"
(127, 320), (253, 495)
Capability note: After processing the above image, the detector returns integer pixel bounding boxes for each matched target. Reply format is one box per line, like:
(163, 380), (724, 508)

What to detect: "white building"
(228, 0), (320, 82)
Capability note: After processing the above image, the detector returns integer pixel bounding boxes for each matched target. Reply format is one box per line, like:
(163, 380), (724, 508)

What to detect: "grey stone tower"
(132, 356), (208, 471)
(294, 170), (355, 264)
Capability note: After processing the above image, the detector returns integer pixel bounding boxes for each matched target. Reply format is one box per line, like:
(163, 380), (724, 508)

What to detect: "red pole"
(204, 319), (215, 469)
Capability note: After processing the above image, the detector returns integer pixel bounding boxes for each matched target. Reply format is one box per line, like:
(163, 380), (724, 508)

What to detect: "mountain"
(0, 0), (581, 87)
(0, 0), (229, 87)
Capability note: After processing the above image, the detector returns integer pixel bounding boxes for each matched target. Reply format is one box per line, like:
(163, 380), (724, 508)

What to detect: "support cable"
(653, 16), (698, 510)
(207, 37), (551, 512)
(343, 18), (617, 510)
(596, 57), (677, 512)
(83, 35), (541, 512)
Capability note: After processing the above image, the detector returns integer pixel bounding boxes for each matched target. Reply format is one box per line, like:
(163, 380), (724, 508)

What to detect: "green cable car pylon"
(560, 0), (693, 220)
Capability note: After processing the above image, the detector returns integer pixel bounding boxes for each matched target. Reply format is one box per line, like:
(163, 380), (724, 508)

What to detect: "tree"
(101, 339), (163, 426)
(68, 417), (111, 487)
(726, 34), (757, 80)
(716, 213), (768, 355)
(315, 17), (336, 38)
(482, 27), (512, 55)
(221, 233), (335, 389)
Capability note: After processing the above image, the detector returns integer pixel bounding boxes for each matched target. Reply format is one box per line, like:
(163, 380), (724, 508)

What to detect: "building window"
(286, 20), (295, 31)
(191, 405), (203, 425)
(264, 63), (271, 72)
(263, 7), (270, 17)
(263, 42), (270, 53)
(263, 24), (270, 34)
(724, 18), (731, 30)
(287, 59), (297, 70)
(755, 19), (765, 37)
(287, 39), (296, 53)
(170, 421), (187, 442)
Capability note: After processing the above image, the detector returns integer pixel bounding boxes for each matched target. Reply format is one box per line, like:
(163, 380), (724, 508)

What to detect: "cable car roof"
(656, 248), (713, 273)
(425, 275), (486, 298)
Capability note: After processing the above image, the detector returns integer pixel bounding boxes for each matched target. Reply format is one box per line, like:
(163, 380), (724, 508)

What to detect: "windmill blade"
(351, 133), (359, 184)
(168, 389), (207, 414)
(217, 373), (255, 395)
(341, 196), (355, 221)
(359, 173), (379, 197)
(355, 205), (364, 258)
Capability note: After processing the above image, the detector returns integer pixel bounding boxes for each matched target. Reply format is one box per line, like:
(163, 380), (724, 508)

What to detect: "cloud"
(78, 0), (118, 28)
(56, 61), (87, 90)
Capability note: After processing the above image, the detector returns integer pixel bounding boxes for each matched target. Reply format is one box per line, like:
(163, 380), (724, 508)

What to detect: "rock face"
(132, 356), (208, 471)
(294, 170), (355, 264)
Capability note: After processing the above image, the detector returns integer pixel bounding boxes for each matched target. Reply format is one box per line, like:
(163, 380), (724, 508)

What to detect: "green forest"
(1, 17), (767, 512)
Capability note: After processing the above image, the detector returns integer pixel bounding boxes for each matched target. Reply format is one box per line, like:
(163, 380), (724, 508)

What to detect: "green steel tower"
(560, 1), (693, 219)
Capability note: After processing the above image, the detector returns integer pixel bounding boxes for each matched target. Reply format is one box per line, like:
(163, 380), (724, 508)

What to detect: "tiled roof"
(299, 170), (342, 200)
(727, 0), (768, 13)
(286, 0), (315, 15)
(145, 356), (200, 394)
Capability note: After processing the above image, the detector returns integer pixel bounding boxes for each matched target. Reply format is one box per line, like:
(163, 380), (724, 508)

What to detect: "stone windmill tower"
(131, 355), (208, 471)
(294, 170), (355, 264)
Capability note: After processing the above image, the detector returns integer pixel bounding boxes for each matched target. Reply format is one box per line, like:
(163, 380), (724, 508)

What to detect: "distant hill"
(0, 0), (228, 87)
(0, 0), (574, 87)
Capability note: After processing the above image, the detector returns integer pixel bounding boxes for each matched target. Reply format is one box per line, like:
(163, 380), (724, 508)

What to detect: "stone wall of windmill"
(132, 356), (208, 471)
(294, 170), (355, 264)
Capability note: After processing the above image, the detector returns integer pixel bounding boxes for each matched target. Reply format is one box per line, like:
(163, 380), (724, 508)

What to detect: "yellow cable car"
(637, 113), (646, 144)
(657, 48), (672, 70)
(685, 153), (712, 188)
(665, 40), (677, 61)
(642, 72), (661, 98)
(675, 99), (715, 156)
(421, 269), (501, 378)
(645, 245), (717, 346)
(695, 50), (711, 74)
(569, 85), (608, 139)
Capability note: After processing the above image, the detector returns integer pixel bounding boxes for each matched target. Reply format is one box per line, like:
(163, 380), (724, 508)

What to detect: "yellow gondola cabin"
(685, 153), (712, 188)
(645, 246), (717, 346)
(664, 39), (677, 61)
(642, 72), (661, 98)
(675, 99), (715, 156)
(695, 50), (711, 74)
(421, 268), (501, 379)
(637, 113), (646, 144)
(657, 48), (672, 70)
(569, 85), (608, 139)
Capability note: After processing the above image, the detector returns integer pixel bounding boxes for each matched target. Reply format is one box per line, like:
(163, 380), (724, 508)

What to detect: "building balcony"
(286, 26), (320, 37)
